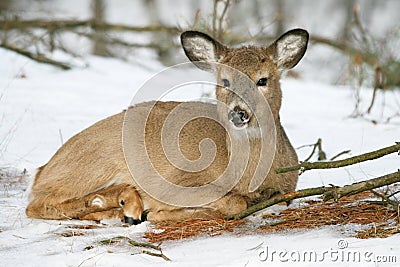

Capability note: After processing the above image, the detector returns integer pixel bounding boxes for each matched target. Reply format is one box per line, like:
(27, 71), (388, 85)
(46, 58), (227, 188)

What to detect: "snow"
(1, 44), (400, 266)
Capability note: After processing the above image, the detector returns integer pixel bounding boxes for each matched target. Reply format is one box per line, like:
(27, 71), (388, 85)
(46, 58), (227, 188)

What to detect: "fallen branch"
(276, 142), (400, 174)
(99, 236), (171, 261)
(137, 250), (171, 261)
(99, 236), (160, 250)
(227, 170), (400, 220)
(0, 43), (71, 70)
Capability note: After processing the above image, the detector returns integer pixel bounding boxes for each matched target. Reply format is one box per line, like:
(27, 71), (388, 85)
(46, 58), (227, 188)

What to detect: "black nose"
(124, 216), (142, 225)
(228, 107), (248, 128)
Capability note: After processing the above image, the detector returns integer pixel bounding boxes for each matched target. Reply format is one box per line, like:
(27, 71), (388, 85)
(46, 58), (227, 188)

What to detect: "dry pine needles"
(144, 218), (244, 243)
(261, 191), (399, 238)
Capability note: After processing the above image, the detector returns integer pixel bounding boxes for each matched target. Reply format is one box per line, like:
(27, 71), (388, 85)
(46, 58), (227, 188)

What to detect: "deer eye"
(256, 78), (268, 86)
(222, 79), (230, 87)
(120, 200), (125, 206)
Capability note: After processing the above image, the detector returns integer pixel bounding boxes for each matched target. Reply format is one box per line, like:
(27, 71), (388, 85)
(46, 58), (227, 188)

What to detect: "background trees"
(1, 1), (398, 86)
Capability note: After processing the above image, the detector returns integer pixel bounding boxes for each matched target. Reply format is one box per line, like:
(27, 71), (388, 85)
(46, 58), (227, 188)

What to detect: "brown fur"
(26, 29), (308, 222)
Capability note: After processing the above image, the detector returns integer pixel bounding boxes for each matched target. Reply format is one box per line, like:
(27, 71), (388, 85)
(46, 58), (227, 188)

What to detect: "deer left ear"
(181, 31), (227, 72)
(272, 29), (309, 71)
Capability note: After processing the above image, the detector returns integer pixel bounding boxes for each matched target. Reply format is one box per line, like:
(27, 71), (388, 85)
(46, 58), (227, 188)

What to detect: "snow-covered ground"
(1, 43), (400, 266)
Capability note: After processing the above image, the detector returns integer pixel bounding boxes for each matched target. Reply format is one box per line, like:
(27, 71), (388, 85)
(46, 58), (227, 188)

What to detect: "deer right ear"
(272, 28), (309, 71)
(181, 31), (227, 72)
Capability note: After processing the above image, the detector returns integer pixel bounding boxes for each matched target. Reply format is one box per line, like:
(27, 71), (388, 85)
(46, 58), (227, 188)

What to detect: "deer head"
(181, 29), (309, 132)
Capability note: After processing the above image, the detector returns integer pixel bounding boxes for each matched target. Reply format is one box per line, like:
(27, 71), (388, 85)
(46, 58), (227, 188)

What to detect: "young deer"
(26, 29), (308, 223)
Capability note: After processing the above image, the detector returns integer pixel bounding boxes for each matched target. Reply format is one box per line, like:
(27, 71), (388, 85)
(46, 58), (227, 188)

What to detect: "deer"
(26, 28), (309, 223)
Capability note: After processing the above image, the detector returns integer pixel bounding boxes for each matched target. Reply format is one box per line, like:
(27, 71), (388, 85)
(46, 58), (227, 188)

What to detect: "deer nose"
(124, 216), (141, 225)
(228, 107), (249, 128)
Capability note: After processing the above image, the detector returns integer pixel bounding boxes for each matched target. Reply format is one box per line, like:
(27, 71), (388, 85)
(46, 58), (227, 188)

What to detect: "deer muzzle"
(228, 107), (250, 128)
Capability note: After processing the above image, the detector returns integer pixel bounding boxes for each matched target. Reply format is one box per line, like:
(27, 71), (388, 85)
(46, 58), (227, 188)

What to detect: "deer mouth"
(124, 216), (142, 225)
(231, 119), (248, 128)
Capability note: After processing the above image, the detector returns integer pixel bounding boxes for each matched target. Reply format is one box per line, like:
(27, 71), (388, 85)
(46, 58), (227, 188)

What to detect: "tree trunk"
(92, 0), (109, 57)
(0, 0), (13, 14)
(144, 0), (173, 65)
(340, 0), (355, 42)
(274, 0), (285, 36)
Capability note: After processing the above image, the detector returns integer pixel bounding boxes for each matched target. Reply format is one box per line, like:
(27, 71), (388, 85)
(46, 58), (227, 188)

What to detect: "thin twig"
(218, 0), (230, 40)
(212, 0), (218, 38)
(212, 0), (230, 40)
(98, 236), (171, 261)
(367, 65), (385, 114)
(138, 250), (171, 261)
(58, 129), (64, 146)
(77, 252), (106, 267)
(367, 83), (379, 114)
(303, 138), (320, 162)
(330, 150), (351, 161)
(387, 190), (400, 199)
(99, 236), (160, 250)
(268, 217), (300, 227)
(302, 138), (326, 162)
(371, 190), (400, 213)
(352, 4), (371, 49)
(276, 142), (400, 174)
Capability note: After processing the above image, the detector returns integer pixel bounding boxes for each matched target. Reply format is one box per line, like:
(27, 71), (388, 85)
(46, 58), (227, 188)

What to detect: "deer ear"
(272, 29), (309, 71)
(181, 31), (227, 71)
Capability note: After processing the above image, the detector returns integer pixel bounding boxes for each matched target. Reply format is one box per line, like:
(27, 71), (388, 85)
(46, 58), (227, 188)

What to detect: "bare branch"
(276, 142), (400, 174)
(75, 31), (170, 50)
(0, 43), (71, 70)
(0, 19), (180, 34)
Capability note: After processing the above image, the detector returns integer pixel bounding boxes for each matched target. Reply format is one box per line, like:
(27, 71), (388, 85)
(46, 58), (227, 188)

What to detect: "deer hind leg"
(26, 184), (143, 224)
(26, 196), (79, 220)
(206, 192), (247, 216)
(79, 209), (124, 221)
(146, 208), (224, 222)
(26, 193), (118, 220)
(146, 193), (247, 222)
